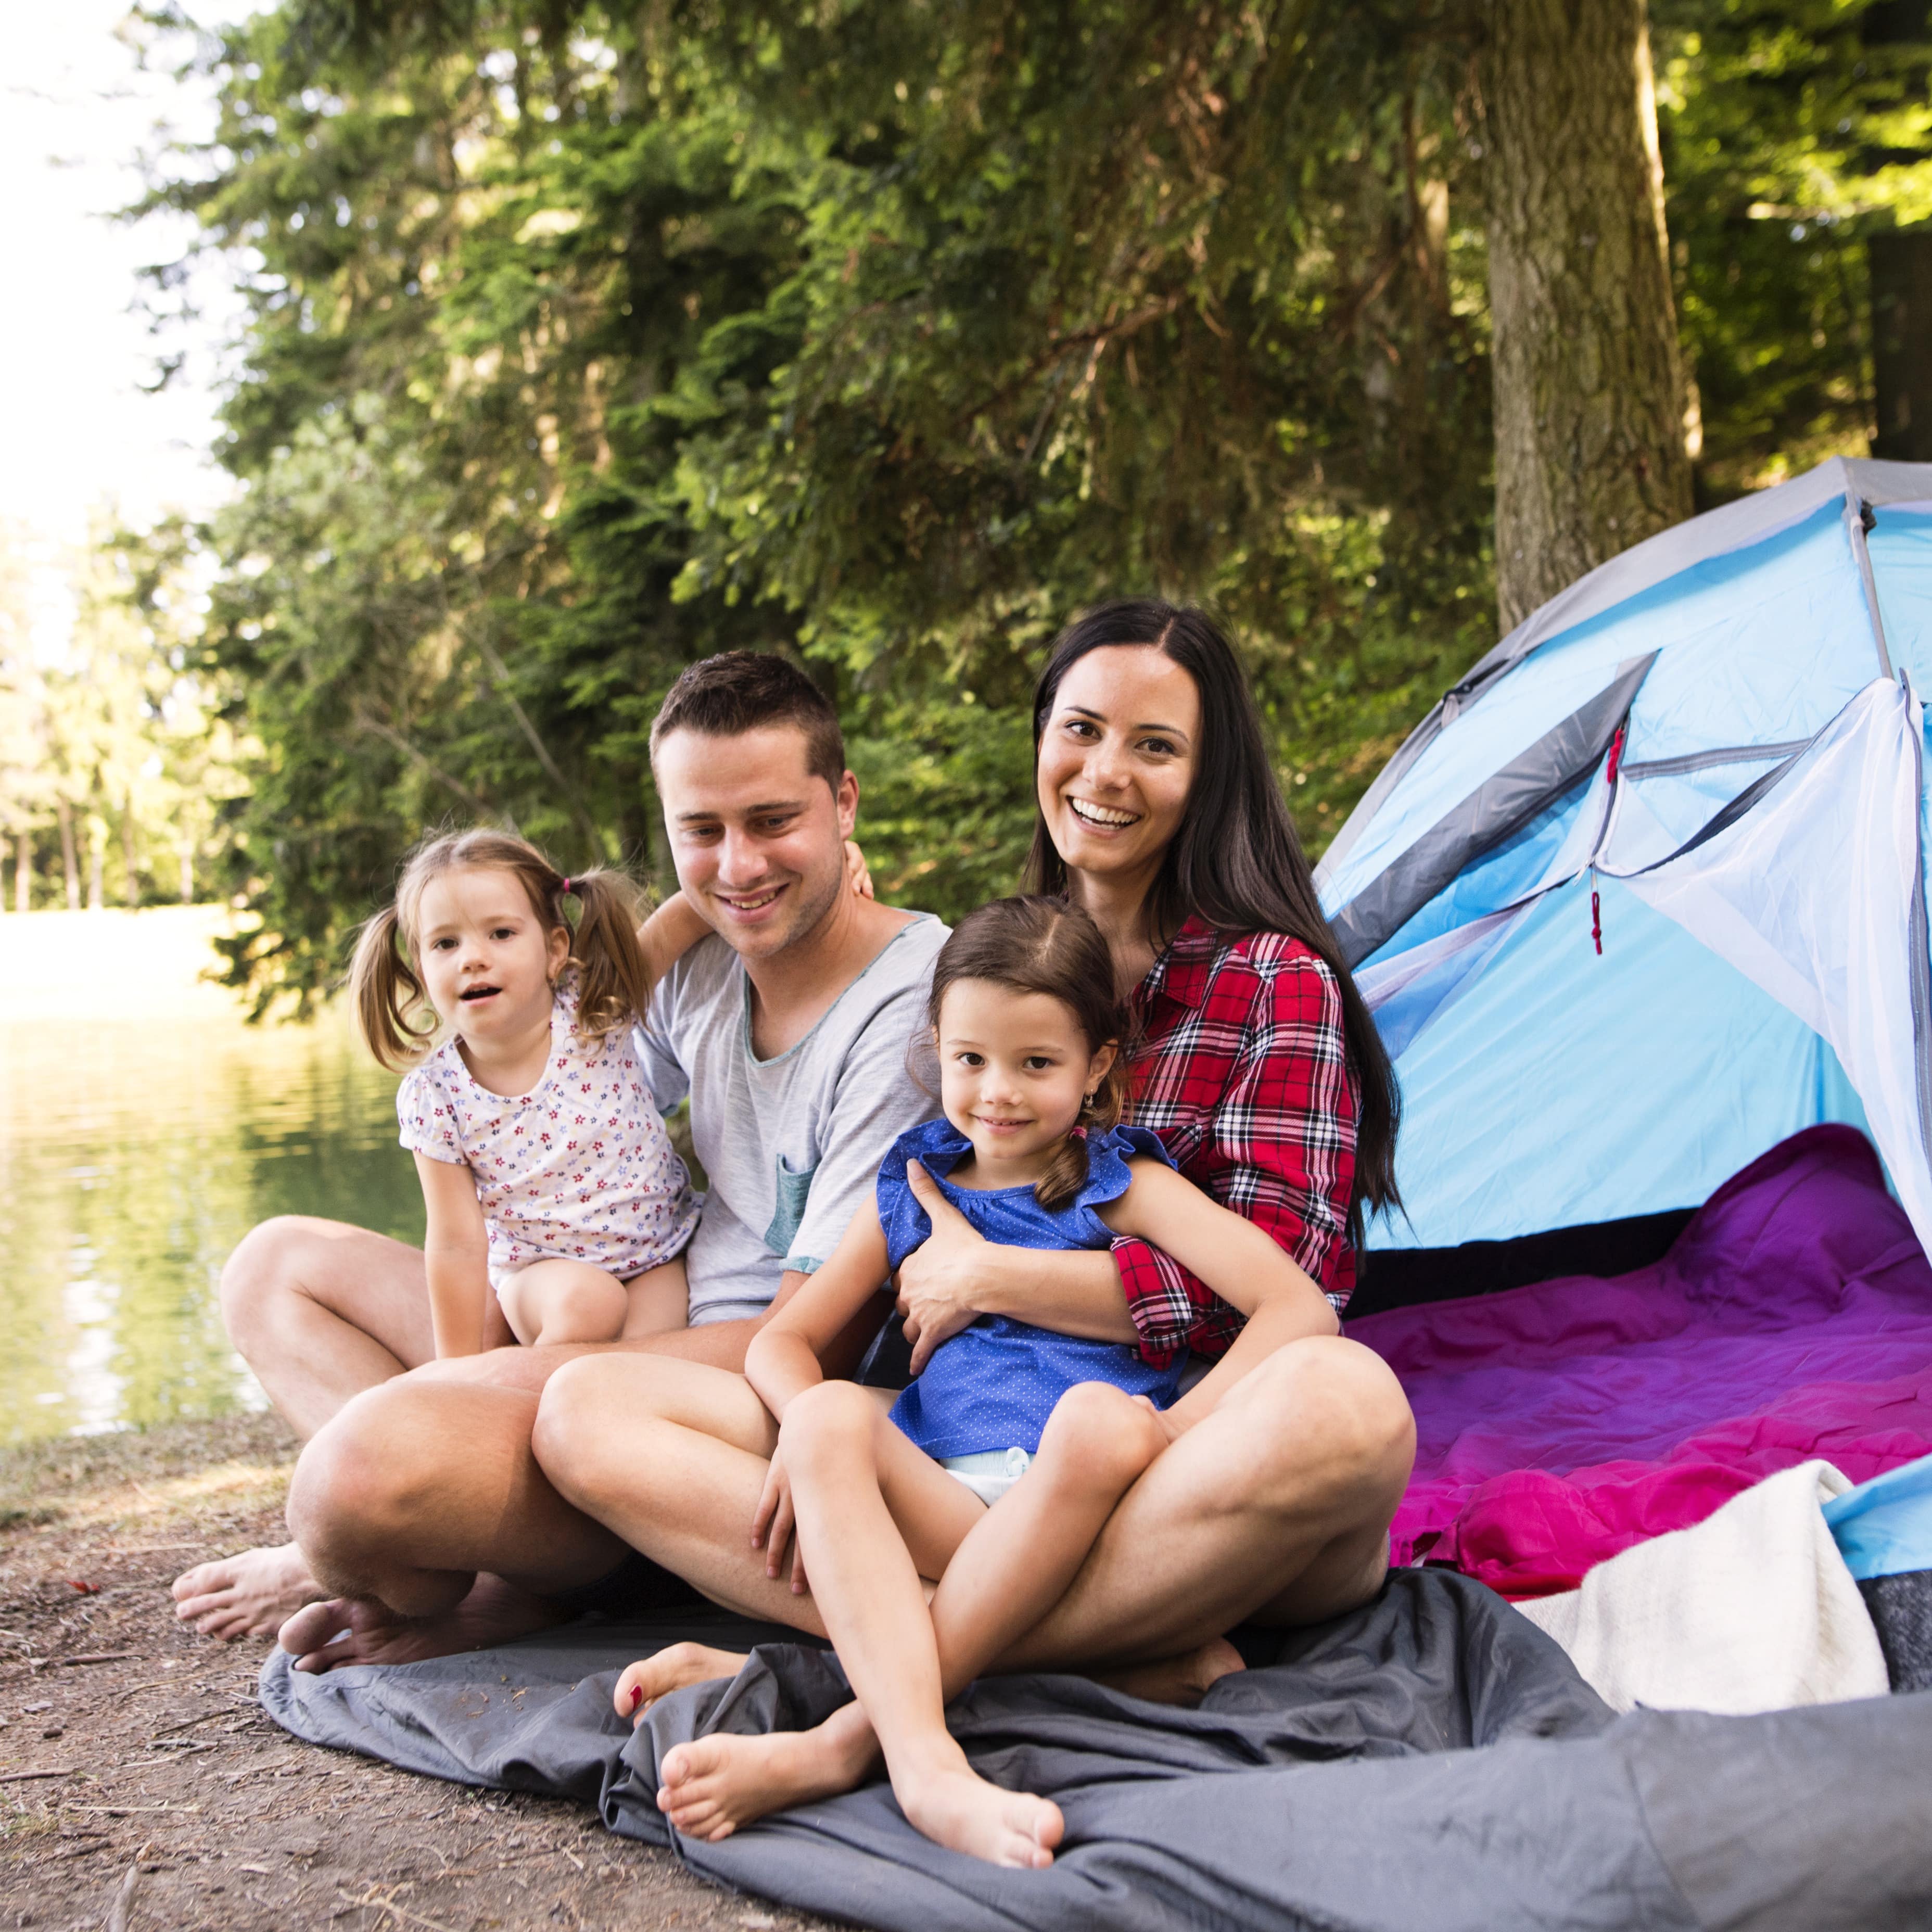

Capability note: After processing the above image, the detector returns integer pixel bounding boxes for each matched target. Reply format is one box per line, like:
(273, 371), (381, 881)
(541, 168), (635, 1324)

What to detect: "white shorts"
(941, 1446), (1033, 1507)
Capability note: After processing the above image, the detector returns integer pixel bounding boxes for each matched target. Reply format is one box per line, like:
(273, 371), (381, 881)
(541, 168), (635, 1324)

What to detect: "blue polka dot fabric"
(881, 1118), (1188, 1459)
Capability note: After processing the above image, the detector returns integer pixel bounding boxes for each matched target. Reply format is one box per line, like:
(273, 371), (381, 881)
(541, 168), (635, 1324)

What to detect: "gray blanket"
(261, 1572), (1932, 1931)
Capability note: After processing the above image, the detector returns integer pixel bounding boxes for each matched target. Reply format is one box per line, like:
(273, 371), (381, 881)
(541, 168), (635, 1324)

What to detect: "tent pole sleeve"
(1906, 679), (1932, 1185)
(1845, 493), (1896, 681)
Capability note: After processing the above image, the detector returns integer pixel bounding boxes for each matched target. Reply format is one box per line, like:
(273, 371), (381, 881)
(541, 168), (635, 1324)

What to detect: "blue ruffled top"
(880, 1116), (1187, 1459)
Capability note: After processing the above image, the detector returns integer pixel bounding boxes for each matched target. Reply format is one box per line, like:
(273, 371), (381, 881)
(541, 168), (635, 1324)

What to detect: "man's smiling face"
(654, 723), (858, 963)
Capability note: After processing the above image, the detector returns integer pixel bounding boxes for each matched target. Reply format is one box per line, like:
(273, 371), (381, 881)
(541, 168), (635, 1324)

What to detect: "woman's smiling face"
(1036, 645), (1201, 889)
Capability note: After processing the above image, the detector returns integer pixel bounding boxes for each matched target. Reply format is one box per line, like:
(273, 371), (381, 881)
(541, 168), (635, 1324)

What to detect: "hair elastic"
(561, 875), (576, 895)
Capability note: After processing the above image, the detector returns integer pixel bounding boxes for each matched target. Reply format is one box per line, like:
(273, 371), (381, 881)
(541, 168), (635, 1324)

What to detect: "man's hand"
(897, 1160), (999, 1374)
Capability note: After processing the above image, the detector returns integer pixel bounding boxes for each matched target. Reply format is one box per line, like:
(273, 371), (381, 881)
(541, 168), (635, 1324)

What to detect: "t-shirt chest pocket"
(765, 1153), (818, 1257)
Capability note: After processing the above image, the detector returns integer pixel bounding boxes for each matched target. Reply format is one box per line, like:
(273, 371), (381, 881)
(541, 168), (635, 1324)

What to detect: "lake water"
(0, 909), (420, 1445)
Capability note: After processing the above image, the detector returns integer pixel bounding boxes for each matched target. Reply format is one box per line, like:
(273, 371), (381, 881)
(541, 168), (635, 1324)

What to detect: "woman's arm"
(415, 1153), (493, 1359)
(894, 1163), (1134, 1371)
(1114, 949), (1358, 1362)
(1101, 1158), (1338, 1428)
(744, 1201), (894, 1419)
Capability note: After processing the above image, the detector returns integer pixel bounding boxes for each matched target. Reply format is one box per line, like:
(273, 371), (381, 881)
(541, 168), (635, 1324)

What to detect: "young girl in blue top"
(617, 896), (1341, 1870)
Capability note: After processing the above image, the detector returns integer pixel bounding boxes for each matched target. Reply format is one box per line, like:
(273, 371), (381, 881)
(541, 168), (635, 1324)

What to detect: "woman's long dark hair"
(1025, 597), (1400, 1238)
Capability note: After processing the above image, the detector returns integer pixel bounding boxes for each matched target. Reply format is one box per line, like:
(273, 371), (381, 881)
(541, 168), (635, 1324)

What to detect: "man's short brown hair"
(649, 651), (846, 793)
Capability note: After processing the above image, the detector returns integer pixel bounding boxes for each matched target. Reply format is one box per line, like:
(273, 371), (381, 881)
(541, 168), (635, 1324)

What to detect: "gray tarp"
(260, 1570), (1932, 1930)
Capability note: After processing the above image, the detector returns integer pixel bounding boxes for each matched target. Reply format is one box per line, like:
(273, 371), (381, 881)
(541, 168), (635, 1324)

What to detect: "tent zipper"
(1591, 724), (1628, 956)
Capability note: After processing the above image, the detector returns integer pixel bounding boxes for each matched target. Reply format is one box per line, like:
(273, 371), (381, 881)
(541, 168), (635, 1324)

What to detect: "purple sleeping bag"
(1350, 1125), (1932, 1596)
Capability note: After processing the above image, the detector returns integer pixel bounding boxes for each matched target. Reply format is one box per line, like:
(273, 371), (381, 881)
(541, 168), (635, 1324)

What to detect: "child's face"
(414, 867), (569, 1046)
(936, 978), (1116, 1175)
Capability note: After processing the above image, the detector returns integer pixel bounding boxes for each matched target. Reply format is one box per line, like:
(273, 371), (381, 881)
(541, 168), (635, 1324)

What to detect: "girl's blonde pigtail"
(566, 869), (651, 1040)
(348, 904), (434, 1071)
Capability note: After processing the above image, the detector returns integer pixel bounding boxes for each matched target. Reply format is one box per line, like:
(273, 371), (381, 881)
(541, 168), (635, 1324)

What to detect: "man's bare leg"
(173, 1217), (450, 1637)
(594, 1337), (1413, 1708)
(274, 1375), (631, 1672)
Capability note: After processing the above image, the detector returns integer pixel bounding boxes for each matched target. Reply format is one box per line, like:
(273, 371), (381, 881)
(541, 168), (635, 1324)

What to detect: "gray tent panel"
(1317, 456), (1932, 894)
(1329, 654), (1654, 969)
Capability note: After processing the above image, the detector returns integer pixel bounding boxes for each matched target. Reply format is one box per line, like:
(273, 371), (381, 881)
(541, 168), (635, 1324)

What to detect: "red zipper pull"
(1591, 724), (1625, 958)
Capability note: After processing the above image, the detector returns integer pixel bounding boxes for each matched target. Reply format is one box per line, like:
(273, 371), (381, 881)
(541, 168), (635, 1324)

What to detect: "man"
(173, 652), (946, 1663)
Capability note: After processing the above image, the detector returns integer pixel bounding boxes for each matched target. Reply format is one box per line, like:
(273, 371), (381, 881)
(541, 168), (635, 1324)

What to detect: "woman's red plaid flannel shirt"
(1114, 918), (1359, 1366)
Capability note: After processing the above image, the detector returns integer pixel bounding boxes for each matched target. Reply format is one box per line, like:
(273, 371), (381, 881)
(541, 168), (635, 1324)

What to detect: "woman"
(888, 596), (1401, 1382)
(533, 600), (1413, 1740)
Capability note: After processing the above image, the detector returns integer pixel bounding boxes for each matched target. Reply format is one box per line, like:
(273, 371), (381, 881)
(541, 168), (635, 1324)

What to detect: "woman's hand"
(843, 840), (874, 900)
(896, 1160), (1001, 1374)
(751, 1448), (809, 1595)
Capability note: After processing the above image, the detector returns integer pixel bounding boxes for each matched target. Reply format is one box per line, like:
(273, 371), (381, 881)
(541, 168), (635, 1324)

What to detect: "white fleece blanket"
(1515, 1459), (1889, 1714)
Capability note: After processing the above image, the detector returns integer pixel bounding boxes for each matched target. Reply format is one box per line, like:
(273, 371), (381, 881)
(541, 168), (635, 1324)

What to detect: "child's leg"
(656, 1382), (1062, 1866)
(620, 1255), (689, 1338)
(644, 1384), (1172, 1845)
(498, 1260), (629, 1345)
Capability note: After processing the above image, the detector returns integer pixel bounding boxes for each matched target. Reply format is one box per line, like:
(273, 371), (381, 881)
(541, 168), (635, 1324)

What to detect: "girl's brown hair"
(348, 829), (652, 1071)
(927, 895), (1134, 1212)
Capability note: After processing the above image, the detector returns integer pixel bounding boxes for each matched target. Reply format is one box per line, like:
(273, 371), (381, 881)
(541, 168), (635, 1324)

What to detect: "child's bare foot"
(614, 1641), (754, 1717)
(172, 1543), (324, 1639)
(1090, 1635), (1246, 1707)
(899, 1762), (1064, 1870)
(655, 1722), (871, 1840)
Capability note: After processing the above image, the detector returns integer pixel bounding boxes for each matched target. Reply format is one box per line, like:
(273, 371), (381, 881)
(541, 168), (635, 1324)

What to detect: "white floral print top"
(397, 983), (700, 1290)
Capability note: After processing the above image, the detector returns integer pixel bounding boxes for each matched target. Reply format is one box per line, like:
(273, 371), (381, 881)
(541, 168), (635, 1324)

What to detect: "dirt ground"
(0, 1415), (837, 1932)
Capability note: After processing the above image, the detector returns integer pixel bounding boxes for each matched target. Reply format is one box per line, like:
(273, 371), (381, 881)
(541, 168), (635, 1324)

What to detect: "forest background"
(3, 0), (1930, 1014)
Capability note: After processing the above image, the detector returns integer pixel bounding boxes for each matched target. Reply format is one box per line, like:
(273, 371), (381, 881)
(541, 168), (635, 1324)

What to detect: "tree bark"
(1482, 0), (1694, 632)
(87, 816), (105, 911)
(14, 832), (27, 914)
(57, 797), (80, 910)
(123, 805), (139, 908)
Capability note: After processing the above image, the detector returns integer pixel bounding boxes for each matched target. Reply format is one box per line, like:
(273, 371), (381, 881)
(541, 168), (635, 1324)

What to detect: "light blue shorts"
(941, 1446), (1033, 1507)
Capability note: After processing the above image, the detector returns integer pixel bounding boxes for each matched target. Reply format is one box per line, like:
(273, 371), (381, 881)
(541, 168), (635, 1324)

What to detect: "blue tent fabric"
(1316, 457), (1932, 1259)
(1827, 1453), (1932, 1581)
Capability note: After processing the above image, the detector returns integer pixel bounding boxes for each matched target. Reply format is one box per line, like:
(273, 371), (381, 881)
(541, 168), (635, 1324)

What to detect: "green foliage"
(1656, 0), (1932, 497)
(123, 0), (1932, 1010)
(0, 523), (246, 913)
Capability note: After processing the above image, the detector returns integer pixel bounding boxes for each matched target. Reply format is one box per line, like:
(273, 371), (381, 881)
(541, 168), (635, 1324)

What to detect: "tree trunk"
(14, 833), (27, 914)
(57, 797), (80, 910)
(1482, 0), (1694, 632)
(179, 836), (194, 906)
(87, 817), (105, 911)
(122, 804), (139, 908)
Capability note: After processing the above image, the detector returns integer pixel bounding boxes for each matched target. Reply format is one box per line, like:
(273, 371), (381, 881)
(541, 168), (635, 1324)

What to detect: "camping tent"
(1315, 455), (1932, 1266)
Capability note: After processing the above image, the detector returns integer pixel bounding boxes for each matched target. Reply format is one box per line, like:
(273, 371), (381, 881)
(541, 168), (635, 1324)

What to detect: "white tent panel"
(1607, 678), (1932, 1249)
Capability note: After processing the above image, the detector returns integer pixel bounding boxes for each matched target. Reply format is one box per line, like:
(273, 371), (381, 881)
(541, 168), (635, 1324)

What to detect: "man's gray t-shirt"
(635, 913), (947, 1325)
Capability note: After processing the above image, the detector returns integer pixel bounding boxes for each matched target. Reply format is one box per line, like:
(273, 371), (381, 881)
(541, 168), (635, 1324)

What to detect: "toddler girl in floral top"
(350, 828), (705, 1354)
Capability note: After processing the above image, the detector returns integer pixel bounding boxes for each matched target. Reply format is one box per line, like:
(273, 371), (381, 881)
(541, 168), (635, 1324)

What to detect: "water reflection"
(0, 1005), (418, 1443)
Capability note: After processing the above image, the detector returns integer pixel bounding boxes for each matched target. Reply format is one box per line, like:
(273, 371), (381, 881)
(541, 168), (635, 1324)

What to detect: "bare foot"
(277, 1577), (563, 1674)
(614, 1642), (755, 1719)
(172, 1542), (325, 1639)
(899, 1761), (1064, 1869)
(1089, 1635), (1247, 1708)
(654, 1714), (873, 1841)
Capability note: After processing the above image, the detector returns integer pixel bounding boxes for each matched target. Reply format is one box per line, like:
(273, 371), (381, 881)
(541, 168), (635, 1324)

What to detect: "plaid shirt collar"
(1133, 914), (1224, 1019)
